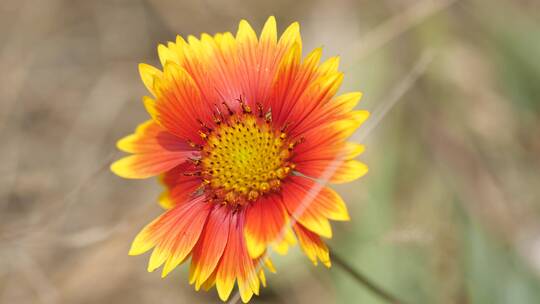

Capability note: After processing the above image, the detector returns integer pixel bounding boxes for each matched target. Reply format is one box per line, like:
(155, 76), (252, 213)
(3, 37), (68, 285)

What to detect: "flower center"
(200, 113), (294, 206)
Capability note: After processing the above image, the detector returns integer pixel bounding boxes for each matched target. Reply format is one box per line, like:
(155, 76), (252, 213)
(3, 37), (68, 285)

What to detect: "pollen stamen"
(197, 118), (213, 132)
(183, 171), (202, 176)
(256, 102), (264, 118)
(237, 96), (252, 114)
(281, 121), (292, 133)
(222, 101), (234, 116)
(187, 139), (203, 150)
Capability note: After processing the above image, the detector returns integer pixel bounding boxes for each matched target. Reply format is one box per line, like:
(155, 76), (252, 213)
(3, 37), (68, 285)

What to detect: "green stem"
(331, 251), (409, 304)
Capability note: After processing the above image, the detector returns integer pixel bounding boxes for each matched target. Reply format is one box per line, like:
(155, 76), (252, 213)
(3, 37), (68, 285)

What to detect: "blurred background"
(1, 0), (540, 303)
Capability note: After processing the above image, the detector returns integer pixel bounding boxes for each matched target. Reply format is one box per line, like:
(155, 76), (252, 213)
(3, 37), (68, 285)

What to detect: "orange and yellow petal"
(216, 211), (260, 303)
(139, 63), (163, 97)
(293, 110), (369, 183)
(111, 152), (193, 179)
(142, 96), (158, 121)
(111, 120), (195, 179)
(153, 62), (212, 141)
(244, 195), (288, 258)
(298, 159), (369, 184)
(270, 42), (347, 135)
(293, 223), (331, 267)
(158, 42), (183, 67)
(157, 190), (176, 210)
(278, 21), (302, 56)
(292, 91), (364, 135)
(259, 16), (277, 52)
(116, 120), (191, 154)
(281, 176), (351, 238)
(296, 142), (365, 163)
(190, 205), (231, 290)
(285, 67), (344, 136)
(158, 163), (202, 209)
(294, 110), (369, 155)
(129, 196), (212, 277)
(269, 42), (304, 124)
(332, 92), (363, 114)
(270, 226), (297, 255)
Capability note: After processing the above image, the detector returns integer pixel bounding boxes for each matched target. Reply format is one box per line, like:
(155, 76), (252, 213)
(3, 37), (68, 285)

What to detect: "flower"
(111, 16), (369, 303)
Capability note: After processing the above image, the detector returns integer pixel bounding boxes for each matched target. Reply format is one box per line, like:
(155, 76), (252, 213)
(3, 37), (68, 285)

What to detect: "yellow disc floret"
(201, 114), (294, 206)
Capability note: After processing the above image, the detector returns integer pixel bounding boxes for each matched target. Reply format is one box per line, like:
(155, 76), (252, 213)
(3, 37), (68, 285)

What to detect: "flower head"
(111, 16), (369, 303)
